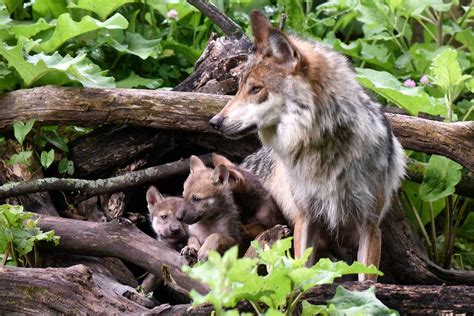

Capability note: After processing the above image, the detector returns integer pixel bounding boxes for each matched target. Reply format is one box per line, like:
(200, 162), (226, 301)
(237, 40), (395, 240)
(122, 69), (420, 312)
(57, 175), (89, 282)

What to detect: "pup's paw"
(197, 249), (209, 262)
(180, 246), (198, 266)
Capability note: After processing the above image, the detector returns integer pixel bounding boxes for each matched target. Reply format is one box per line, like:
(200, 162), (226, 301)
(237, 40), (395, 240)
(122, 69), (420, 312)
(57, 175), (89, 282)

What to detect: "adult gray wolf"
(209, 11), (406, 281)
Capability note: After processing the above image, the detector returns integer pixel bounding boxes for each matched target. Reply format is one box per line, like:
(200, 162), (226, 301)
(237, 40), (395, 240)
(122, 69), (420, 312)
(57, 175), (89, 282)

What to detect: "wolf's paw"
(180, 246), (198, 265)
(197, 249), (209, 262)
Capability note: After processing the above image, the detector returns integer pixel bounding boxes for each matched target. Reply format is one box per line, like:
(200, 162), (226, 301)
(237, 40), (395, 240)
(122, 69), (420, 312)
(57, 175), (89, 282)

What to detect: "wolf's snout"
(209, 115), (224, 130)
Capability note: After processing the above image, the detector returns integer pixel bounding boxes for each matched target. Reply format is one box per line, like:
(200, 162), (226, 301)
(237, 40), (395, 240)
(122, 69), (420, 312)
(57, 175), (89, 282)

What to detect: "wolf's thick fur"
(210, 11), (406, 280)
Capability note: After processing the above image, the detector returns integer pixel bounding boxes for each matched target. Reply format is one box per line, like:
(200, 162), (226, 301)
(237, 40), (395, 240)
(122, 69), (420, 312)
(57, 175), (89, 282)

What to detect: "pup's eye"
(160, 214), (167, 220)
(191, 195), (202, 203)
(249, 85), (263, 95)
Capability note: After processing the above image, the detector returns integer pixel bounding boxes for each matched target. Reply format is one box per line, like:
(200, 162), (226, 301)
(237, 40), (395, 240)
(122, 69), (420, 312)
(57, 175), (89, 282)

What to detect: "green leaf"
(4, 0), (22, 13)
(402, 180), (445, 226)
(0, 43), (114, 88)
(13, 119), (36, 146)
(37, 13), (128, 53)
(430, 48), (472, 91)
(356, 68), (445, 116)
(32, 0), (68, 19)
(3, 18), (54, 40)
(419, 155), (462, 202)
(457, 211), (474, 241)
(40, 149), (55, 169)
(7, 151), (32, 165)
(302, 301), (328, 316)
(43, 131), (68, 152)
(108, 32), (161, 60)
(58, 158), (74, 175)
(69, 0), (138, 20)
(0, 136), (5, 144)
(116, 71), (162, 89)
(327, 286), (398, 315)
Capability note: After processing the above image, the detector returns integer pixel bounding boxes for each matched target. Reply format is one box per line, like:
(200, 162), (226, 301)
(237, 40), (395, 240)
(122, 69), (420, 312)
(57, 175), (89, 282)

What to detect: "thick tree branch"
(187, 0), (245, 38)
(0, 86), (472, 171)
(36, 215), (208, 295)
(0, 155), (210, 199)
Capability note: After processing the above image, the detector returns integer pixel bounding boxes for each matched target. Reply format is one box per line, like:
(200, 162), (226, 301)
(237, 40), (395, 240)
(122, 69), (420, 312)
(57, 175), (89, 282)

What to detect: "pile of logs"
(0, 0), (473, 314)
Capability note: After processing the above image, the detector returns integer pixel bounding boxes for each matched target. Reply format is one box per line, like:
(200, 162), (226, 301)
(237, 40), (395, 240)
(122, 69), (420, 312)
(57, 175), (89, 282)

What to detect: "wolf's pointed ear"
(212, 153), (234, 167)
(268, 29), (302, 67)
(212, 164), (230, 186)
(251, 10), (272, 52)
(190, 155), (206, 174)
(146, 186), (163, 208)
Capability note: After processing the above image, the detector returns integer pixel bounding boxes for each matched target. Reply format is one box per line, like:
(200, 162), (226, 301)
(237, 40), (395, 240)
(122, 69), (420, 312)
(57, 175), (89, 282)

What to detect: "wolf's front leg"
(294, 214), (325, 266)
(181, 236), (201, 265)
(357, 221), (382, 281)
(198, 233), (238, 261)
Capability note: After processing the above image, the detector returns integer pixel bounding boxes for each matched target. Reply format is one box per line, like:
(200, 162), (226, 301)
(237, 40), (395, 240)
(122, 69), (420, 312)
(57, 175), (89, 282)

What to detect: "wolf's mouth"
(221, 123), (258, 139)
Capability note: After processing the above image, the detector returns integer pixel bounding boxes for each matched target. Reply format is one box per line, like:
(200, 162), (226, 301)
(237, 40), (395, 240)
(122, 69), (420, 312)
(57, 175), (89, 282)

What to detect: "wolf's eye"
(249, 85), (263, 95)
(160, 214), (168, 220)
(191, 195), (202, 203)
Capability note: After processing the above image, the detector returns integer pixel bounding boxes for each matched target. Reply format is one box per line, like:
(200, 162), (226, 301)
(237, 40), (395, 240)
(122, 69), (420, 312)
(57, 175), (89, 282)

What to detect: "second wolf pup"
(211, 153), (286, 238)
(181, 155), (242, 261)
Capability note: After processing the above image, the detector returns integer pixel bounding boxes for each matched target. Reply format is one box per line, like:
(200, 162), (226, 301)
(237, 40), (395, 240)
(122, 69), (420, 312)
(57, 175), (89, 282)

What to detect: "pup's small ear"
(146, 186), (163, 209)
(212, 153), (234, 167)
(228, 168), (245, 190)
(250, 10), (272, 53)
(190, 155), (206, 174)
(212, 164), (230, 186)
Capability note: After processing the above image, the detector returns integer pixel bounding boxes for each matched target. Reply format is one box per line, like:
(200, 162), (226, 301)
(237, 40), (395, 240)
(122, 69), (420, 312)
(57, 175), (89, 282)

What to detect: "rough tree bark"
(36, 214), (208, 295)
(0, 86), (472, 171)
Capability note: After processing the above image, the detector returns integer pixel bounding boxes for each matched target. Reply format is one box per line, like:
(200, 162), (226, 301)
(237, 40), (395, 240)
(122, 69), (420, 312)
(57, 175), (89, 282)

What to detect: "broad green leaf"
(404, 0), (454, 17)
(455, 29), (474, 53)
(13, 119), (35, 146)
(116, 71), (162, 89)
(419, 155), (462, 202)
(68, 0), (138, 20)
(32, 0), (68, 19)
(37, 13), (128, 53)
(7, 151), (32, 165)
(58, 158), (74, 175)
(0, 136), (4, 144)
(327, 286), (398, 316)
(40, 149), (55, 169)
(43, 131), (68, 152)
(289, 259), (382, 291)
(356, 68), (445, 116)
(302, 301), (328, 316)
(4, 18), (53, 39)
(430, 48), (472, 91)
(458, 212), (474, 241)
(4, 0), (22, 13)
(108, 32), (161, 60)
(0, 43), (114, 88)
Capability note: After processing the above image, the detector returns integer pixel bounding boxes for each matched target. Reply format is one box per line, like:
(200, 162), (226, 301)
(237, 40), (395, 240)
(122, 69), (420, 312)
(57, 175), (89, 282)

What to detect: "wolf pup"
(143, 186), (192, 293)
(181, 155), (242, 261)
(209, 11), (406, 281)
(211, 153), (286, 238)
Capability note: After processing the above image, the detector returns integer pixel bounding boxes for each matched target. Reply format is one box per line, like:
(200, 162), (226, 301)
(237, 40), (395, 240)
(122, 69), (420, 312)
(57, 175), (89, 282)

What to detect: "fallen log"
(36, 215), (208, 295)
(0, 264), (154, 314)
(158, 282), (474, 315)
(0, 155), (211, 199)
(1, 86), (472, 171)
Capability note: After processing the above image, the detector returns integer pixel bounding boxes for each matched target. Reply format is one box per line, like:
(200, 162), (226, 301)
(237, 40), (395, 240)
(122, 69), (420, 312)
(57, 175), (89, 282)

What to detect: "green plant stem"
(34, 243), (40, 267)
(1, 247), (10, 266)
(428, 201), (439, 263)
(416, 18), (437, 43)
(402, 192), (433, 254)
(9, 241), (18, 266)
(442, 196), (454, 268)
(453, 199), (470, 235)
(436, 12), (443, 46)
(249, 301), (263, 315)
(288, 291), (305, 316)
(462, 105), (473, 121)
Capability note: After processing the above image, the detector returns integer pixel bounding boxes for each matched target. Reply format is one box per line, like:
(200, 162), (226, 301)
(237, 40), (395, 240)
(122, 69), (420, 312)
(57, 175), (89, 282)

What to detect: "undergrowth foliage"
(0, 0), (472, 270)
(183, 238), (398, 315)
(0, 204), (60, 267)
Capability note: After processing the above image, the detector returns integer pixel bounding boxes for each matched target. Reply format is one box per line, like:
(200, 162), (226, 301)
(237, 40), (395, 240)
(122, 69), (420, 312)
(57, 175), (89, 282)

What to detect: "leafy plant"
(183, 238), (395, 315)
(0, 204), (60, 267)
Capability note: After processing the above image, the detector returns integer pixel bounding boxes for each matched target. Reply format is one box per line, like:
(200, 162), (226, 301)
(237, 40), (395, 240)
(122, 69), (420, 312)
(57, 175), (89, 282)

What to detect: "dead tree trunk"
(0, 265), (159, 314)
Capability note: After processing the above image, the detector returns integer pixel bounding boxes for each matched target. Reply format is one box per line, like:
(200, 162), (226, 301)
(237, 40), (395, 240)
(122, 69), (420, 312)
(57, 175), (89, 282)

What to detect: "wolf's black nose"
(209, 116), (223, 130)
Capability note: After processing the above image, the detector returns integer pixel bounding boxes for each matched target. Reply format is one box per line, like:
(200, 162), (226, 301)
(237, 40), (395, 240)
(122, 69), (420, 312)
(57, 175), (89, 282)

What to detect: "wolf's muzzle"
(209, 115), (224, 130)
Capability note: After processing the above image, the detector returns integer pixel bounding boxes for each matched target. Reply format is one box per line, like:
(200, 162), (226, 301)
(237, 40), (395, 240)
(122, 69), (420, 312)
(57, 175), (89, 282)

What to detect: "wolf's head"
(182, 155), (238, 223)
(209, 10), (323, 140)
(146, 186), (190, 244)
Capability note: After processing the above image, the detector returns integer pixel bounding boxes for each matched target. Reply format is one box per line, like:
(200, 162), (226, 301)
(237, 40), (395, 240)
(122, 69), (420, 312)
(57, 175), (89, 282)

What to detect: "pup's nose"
(209, 116), (223, 130)
(170, 226), (180, 234)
